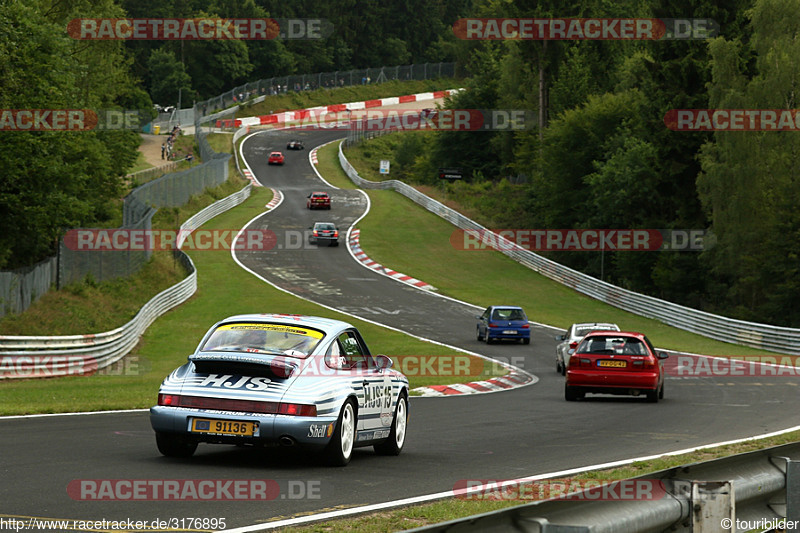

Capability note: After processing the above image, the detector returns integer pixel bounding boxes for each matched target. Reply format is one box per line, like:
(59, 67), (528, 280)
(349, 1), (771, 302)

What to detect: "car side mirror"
(556, 334), (566, 341)
(375, 354), (393, 370)
(657, 351), (669, 359)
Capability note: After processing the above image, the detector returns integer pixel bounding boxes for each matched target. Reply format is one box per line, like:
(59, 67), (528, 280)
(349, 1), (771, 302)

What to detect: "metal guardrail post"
(690, 481), (734, 532)
(788, 460), (800, 524)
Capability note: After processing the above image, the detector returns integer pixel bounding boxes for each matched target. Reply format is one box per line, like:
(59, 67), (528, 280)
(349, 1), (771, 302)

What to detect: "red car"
(565, 331), (668, 402)
(268, 151), (285, 165)
(306, 191), (331, 210)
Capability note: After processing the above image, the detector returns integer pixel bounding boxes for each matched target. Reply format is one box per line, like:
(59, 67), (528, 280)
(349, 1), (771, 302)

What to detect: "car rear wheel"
(374, 393), (407, 456)
(556, 358), (562, 374)
(155, 432), (197, 458)
(522, 338), (530, 345)
(476, 327), (482, 341)
(646, 386), (660, 403)
(659, 381), (665, 399)
(484, 330), (493, 344)
(323, 400), (356, 466)
(565, 385), (583, 401)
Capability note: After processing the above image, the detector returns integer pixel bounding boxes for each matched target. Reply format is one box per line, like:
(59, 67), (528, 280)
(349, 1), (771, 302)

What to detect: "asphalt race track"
(2, 127), (799, 531)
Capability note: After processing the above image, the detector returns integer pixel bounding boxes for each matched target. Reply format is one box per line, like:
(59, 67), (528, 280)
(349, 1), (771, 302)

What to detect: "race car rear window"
(578, 336), (645, 355)
(201, 323), (324, 358)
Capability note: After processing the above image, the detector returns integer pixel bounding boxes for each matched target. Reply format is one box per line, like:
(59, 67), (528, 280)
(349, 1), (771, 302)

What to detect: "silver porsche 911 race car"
(150, 314), (409, 466)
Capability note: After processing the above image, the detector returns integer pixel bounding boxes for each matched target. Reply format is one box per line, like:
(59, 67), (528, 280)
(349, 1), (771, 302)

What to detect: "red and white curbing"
(347, 229), (532, 396)
(310, 147), (319, 165)
(265, 188), (282, 210)
(348, 230), (436, 291)
(220, 89), (463, 129)
(412, 368), (534, 397)
(242, 168), (261, 187)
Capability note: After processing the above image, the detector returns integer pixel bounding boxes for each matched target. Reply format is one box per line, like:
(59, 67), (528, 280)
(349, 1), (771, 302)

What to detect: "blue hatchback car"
(476, 306), (530, 344)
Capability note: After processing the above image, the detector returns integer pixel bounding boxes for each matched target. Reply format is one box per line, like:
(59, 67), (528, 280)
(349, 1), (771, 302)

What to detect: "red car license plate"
(598, 360), (627, 368)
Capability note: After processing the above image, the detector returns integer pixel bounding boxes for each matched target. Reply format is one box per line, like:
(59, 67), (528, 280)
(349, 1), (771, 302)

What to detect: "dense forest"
(1, 0), (798, 327)
(387, 0), (800, 327)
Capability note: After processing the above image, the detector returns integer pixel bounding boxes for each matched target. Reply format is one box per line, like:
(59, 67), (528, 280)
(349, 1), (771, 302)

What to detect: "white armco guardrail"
(407, 442), (800, 533)
(338, 140), (800, 355)
(0, 184), (252, 379)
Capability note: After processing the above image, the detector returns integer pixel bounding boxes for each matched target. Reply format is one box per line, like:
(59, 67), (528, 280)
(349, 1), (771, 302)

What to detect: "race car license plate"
(598, 360), (627, 368)
(190, 418), (257, 436)
(503, 330), (517, 334)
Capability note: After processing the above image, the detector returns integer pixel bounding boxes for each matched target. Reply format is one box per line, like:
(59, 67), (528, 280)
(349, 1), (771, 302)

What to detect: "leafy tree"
(0, 0), (140, 269)
(697, 0), (800, 325)
(148, 47), (193, 106)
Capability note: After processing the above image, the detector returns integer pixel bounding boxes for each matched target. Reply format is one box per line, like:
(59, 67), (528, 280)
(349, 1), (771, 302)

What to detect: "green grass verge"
(0, 252), (187, 336)
(335, 141), (776, 357)
(0, 185), (499, 415)
(316, 140), (355, 190)
(280, 429), (800, 532)
(235, 79), (461, 119)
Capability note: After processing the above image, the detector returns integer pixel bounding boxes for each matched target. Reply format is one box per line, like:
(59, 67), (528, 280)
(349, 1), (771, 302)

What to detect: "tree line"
(0, 0), (463, 270)
(395, 0), (799, 327)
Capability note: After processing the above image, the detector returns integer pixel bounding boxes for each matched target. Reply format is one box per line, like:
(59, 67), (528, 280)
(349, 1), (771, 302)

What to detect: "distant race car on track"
(286, 140), (304, 150)
(150, 314), (410, 466)
(268, 151), (285, 165)
(555, 322), (620, 376)
(309, 222), (339, 246)
(307, 191), (331, 210)
(476, 305), (530, 344)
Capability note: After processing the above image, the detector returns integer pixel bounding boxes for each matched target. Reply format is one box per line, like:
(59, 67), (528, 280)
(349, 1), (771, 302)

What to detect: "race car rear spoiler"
(189, 352), (297, 379)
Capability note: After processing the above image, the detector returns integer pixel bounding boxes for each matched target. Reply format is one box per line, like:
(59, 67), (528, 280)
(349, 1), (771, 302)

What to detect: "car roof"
(270, 151), (282, 154)
(311, 191), (329, 195)
(583, 331), (645, 340)
(573, 322), (620, 329)
(211, 314), (353, 337)
(490, 305), (525, 310)
(314, 221), (336, 226)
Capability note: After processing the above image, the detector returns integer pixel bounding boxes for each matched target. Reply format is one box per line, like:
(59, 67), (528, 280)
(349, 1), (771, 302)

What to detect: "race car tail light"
(488, 323), (498, 328)
(521, 324), (529, 329)
(633, 358), (657, 370)
(313, 230), (318, 236)
(278, 402), (317, 417)
(158, 394), (178, 406)
(333, 231), (338, 238)
(569, 342), (579, 350)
